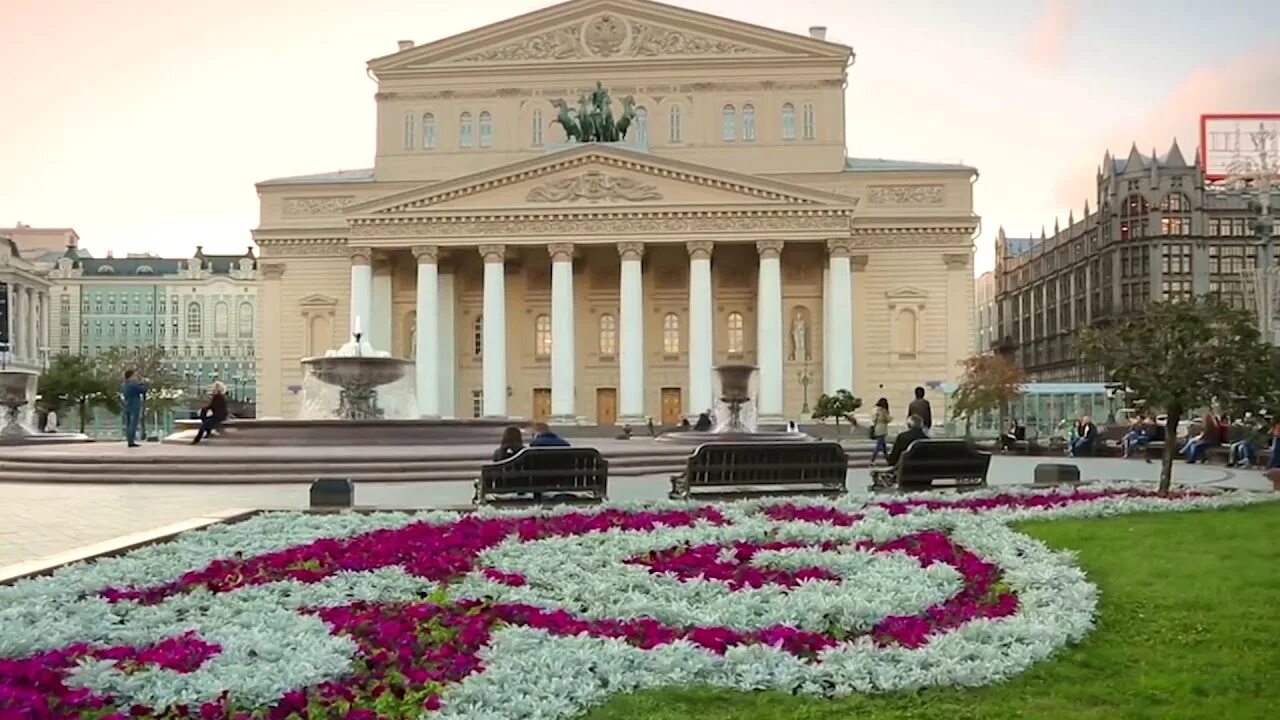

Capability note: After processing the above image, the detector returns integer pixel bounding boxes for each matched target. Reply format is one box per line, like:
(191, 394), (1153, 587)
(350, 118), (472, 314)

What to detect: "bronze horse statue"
(549, 98), (581, 142)
(615, 96), (637, 140)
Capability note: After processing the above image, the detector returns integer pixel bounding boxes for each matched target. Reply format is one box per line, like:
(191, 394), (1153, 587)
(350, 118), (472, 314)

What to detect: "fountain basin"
(656, 361), (816, 444)
(0, 369), (92, 445)
(164, 417), (522, 446)
(300, 356), (412, 388)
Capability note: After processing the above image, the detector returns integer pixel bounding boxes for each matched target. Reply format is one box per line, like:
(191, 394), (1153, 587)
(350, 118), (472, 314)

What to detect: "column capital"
(756, 240), (785, 259)
(686, 240), (714, 260)
(617, 241), (645, 262)
(260, 262), (287, 279)
(547, 243), (574, 262)
(478, 244), (506, 263)
(943, 252), (970, 270)
(412, 245), (440, 264)
(826, 238), (854, 257)
(349, 246), (373, 266)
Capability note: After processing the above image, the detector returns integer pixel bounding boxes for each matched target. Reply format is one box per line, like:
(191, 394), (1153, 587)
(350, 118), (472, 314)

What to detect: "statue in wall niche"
(791, 311), (810, 362)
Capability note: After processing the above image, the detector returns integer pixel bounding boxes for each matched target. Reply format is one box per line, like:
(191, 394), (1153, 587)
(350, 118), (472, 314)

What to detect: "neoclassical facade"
(0, 236), (53, 373)
(253, 0), (979, 424)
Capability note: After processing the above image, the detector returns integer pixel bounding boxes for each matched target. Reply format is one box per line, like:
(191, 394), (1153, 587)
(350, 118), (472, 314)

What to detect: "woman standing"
(870, 397), (892, 465)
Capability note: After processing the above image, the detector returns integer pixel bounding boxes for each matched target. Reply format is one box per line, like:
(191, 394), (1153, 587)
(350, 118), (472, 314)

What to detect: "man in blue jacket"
(528, 422), (570, 447)
(120, 369), (148, 448)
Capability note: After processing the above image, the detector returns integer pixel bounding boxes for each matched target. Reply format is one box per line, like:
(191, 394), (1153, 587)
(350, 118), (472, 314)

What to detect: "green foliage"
(950, 354), (1026, 428)
(583, 503), (1280, 720)
(36, 353), (116, 433)
(94, 346), (189, 417)
(811, 389), (862, 433)
(1078, 297), (1275, 492)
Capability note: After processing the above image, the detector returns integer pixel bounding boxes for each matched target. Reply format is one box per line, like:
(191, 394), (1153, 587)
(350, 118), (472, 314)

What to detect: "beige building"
(0, 236), (53, 373)
(253, 0), (980, 425)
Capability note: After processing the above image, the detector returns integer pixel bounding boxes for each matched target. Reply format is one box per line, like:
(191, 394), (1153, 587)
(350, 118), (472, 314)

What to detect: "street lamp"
(797, 364), (812, 415)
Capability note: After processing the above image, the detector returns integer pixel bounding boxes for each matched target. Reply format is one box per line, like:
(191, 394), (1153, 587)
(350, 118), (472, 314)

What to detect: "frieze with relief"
(451, 14), (768, 63)
(257, 242), (349, 258)
(350, 213), (851, 238)
(866, 185), (945, 206)
(282, 196), (356, 216)
(388, 79), (838, 102)
(526, 171), (663, 203)
(849, 233), (974, 248)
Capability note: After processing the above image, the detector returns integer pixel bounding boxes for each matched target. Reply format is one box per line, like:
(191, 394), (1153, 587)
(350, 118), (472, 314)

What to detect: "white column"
(687, 241), (715, 415)
(822, 264), (832, 393)
(12, 285), (25, 361)
(618, 242), (646, 423)
(40, 291), (51, 357)
(348, 248), (373, 342)
(825, 240), (854, 394)
(756, 240), (785, 421)
(371, 261), (393, 352)
(438, 272), (456, 417)
(479, 244), (507, 417)
(548, 243), (577, 421)
(23, 286), (35, 362)
(413, 246), (440, 417)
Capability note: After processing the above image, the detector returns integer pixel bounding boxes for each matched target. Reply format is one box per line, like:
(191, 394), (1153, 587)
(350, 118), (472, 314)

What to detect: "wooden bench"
(473, 447), (608, 507)
(870, 439), (991, 492)
(668, 441), (848, 500)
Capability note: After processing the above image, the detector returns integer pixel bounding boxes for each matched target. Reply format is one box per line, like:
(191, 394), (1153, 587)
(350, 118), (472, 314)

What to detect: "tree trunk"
(964, 417), (972, 439)
(1160, 404), (1181, 495)
(77, 399), (87, 433)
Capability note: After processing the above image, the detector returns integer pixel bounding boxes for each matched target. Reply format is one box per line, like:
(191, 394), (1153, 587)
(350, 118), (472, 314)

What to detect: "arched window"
(726, 311), (744, 354)
(781, 103), (796, 140)
(721, 105), (736, 142)
(478, 111), (493, 148)
(403, 113), (416, 150)
(634, 107), (648, 144)
(531, 108), (543, 146)
(187, 303), (202, 337)
(894, 309), (918, 355)
(213, 302), (229, 337)
(598, 314), (617, 355)
(669, 105), (682, 143)
(534, 314), (551, 358)
(741, 104), (755, 142)
(802, 103), (816, 139)
(238, 302), (253, 337)
(422, 113), (436, 149)
(472, 315), (483, 357)
(459, 112), (474, 148)
(662, 313), (680, 354)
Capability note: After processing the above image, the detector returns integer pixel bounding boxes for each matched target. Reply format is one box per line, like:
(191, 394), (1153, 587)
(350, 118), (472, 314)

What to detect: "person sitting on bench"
(1067, 416), (1097, 457)
(999, 418), (1021, 452)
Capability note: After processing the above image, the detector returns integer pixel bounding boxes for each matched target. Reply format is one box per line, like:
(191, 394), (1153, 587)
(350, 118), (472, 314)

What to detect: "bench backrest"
(685, 441), (847, 486)
(897, 439), (991, 477)
(480, 447), (608, 494)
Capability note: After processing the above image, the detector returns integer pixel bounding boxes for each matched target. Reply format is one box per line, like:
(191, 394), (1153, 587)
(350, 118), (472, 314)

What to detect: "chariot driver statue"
(550, 81), (636, 144)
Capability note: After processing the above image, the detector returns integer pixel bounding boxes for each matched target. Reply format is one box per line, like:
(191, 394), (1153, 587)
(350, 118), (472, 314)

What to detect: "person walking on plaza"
(870, 398), (892, 464)
(907, 387), (933, 435)
(191, 381), (230, 444)
(119, 370), (147, 448)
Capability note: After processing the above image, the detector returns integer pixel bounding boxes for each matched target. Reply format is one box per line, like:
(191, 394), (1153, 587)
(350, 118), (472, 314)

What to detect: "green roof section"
(844, 157), (977, 174)
(258, 168), (376, 186)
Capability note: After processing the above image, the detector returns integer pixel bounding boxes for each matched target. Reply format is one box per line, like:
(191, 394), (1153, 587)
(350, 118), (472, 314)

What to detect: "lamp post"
(797, 364), (812, 415)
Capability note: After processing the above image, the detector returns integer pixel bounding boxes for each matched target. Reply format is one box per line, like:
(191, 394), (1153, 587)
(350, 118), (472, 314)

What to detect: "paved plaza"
(0, 451), (1269, 571)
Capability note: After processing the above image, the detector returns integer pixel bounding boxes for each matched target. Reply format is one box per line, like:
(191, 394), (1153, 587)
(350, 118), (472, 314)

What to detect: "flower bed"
(0, 484), (1272, 719)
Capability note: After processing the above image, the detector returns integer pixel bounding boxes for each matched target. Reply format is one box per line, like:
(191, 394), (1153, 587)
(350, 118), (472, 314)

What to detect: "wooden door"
(532, 388), (551, 423)
(660, 387), (682, 426)
(595, 388), (617, 426)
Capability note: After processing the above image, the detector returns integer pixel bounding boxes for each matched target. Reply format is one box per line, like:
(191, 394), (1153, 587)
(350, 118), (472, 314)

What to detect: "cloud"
(1024, 0), (1079, 67)
(1052, 46), (1280, 210)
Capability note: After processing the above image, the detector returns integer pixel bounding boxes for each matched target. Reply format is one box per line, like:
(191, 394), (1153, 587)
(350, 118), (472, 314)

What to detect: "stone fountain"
(658, 362), (811, 444)
(300, 333), (413, 420)
(0, 368), (91, 445)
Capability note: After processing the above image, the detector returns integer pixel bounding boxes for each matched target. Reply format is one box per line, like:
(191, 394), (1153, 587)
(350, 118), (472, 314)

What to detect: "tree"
(1078, 297), (1274, 494)
(95, 346), (189, 436)
(37, 353), (117, 433)
(811, 389), (862, 435)
(950, 353), (1026, 436)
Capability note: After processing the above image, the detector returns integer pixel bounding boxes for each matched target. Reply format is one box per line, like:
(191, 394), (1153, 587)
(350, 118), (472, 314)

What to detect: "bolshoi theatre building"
(252, 0), (979, 426)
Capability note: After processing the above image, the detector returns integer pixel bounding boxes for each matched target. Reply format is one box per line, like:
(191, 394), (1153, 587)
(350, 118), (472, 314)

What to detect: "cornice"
(380, 78), (844, 102)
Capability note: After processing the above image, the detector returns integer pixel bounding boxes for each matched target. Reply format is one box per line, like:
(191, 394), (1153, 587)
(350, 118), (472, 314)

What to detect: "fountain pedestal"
(657, 362), (812, 444)
(0, 369), (91, 445)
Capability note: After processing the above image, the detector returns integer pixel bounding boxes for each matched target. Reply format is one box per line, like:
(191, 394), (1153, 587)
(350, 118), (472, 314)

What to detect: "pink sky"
(1, 0), (1277, 273)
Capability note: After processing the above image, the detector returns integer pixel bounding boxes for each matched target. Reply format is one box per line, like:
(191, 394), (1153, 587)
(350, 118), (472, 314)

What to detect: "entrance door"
(660, 387), (683, 426)
(595, 388), (617, 426)
(532, 388), (551, 423)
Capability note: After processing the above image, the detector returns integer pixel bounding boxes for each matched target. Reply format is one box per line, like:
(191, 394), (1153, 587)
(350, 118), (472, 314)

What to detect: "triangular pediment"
(298, 293), (338, 307)
(347, 145), (857, 216)
(885, 286), (930, 301)
(371, 0), (850, 73)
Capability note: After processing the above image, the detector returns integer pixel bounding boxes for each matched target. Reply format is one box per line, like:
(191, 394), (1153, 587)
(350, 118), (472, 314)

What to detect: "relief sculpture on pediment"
(627, 22), (761, 56)
(458, 25), (586, 62)
(526, 171), (663, 203)
(452, 15), (766, 63)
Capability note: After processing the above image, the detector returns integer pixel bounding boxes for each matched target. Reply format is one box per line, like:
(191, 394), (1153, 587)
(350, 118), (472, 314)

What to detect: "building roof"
(73, 247), (255, 277)
(257, 168), (376, 186)
(1003, 236), (1038, 256)
(844, 157), (977, 174)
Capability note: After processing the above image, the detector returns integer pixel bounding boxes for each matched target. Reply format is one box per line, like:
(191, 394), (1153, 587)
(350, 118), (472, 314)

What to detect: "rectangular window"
(1208, 218), (1220, 236)
(471, 390), (483, 419)
(802, 103), (815, 139)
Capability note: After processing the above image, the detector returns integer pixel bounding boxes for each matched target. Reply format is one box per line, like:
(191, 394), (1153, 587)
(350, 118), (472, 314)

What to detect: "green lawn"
(582, 502), (1280, 720)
